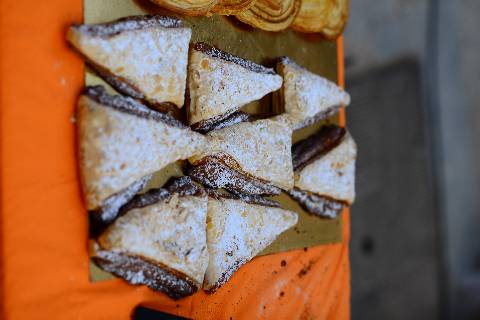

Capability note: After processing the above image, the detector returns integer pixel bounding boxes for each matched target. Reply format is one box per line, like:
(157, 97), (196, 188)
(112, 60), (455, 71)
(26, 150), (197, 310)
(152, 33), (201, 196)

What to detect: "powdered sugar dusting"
(187, 155), (281, 195)
(188, 47), (282, 124)
(78, 95), (207, 210)
(295, 134), (357, 204)
(192, 115), (294, 190)
(94, 173), (152, 223)
(93, 245), (197, 299)
(203, 197), (298, 290)
(287, 188), (344, 219)
(73, 15), (183, 38)
(194, 43), (276, 75)
(70, 21), (191, 107)
(98, 193), (209, 286)
(278, 56), (350, 130)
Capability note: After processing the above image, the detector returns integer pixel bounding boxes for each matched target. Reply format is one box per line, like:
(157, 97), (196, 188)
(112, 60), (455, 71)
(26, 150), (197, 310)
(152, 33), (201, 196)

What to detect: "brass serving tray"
(85, 0), (341, 282)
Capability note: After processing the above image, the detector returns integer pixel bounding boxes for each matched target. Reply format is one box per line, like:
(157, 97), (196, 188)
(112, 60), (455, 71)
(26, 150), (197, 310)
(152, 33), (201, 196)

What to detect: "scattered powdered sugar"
(187, 155), (281, 195)
(287, 188), (344, 219)
(278, 56), (350, 130)
(74, 15), (183, 38)
(99, 193), (209, 286)
(197, 115), (294, 190)
(93, 246), (196, 299)
(94, 173), (152, 223)
(83, 86), (185, 128)
(194, 42), (276, 75)
(79, 94), (207, 210)
(295, 134), (357, 204)
(188, 47), (282, 124)
(203, 197), (298, 290)
(73, 21), (191, 107)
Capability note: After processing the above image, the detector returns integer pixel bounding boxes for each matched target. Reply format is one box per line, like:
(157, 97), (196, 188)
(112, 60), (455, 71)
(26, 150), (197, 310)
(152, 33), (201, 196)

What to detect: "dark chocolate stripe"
(83, 86), (186, 128)
(187, 156), (281, 196)
(206, 189), (280, 208)
(71, 15), (183, 38)
(118, 176), (204, 216)
(89, 174), (152, 226)
(297, 105), (343, 130)
(287, 188), (345, 219)
(292, 125), (346, 171)
(93, 249), (197, 299)
(193, 42), (276, 75)
(191, 111), (251, 133)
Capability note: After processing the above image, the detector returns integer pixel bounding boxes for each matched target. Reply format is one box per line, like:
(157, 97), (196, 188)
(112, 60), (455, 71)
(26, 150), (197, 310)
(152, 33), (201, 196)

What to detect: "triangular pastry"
(188, 115), (294, 195)
(276, 57), (350, 130)
(78, 86), (207, 222)
(68, 15), (191, 109)
(188, 42), (283, 130)
(91, 177), (209, 299)
(203, 191), (298, 291)
(288, 125), (356, 218)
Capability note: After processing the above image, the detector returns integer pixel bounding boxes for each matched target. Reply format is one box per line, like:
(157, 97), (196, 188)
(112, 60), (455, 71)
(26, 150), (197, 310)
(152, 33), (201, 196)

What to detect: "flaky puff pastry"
(291, 0), (349, 39)
(68, 16), (191, 110)
(235, 0), (301, 32)
(149, 0), (218, 16)
(211, 0), (256, 15)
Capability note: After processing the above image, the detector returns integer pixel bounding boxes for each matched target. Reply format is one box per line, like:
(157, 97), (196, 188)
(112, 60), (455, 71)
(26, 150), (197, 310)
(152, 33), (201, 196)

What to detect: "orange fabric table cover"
(0, 1), (350, 319)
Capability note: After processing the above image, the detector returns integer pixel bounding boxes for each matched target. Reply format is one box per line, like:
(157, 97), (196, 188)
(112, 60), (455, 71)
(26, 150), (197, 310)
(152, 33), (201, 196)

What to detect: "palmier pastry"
(188, 115), (294, 195)
(188, 42), (282, 131)
(235, 0), (301, 32)
(276, 57), (350, 130)
(68, 15), (191, 110)
(211, 0), (256, 15)
(288, 125), (356, 218)
(91, 177), (209, 299)
(78, 86), (207, 222)
(291, 0), (349, 39)
(149, 0), (218, 16)
(203, 191), (298, 291)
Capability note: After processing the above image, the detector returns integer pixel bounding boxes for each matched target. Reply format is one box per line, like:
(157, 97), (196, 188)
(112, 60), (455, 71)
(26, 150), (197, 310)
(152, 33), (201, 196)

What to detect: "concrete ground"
(343, 0), (480, 318)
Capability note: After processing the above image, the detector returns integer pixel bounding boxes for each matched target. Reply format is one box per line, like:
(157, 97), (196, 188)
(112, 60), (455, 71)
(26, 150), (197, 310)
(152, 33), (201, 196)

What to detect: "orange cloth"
(0, 1), (350, 319)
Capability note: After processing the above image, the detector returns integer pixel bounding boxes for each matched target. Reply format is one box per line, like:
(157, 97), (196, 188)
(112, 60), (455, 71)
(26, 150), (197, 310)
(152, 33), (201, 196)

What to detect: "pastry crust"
(189, 115), (294, 193)
(78, 86), (207, 217)
(291, 0), (349, 39)
(294, 133), (357, 205)
(211, 0), (256, 15)
(93, 179), (209, 298)
(276, 57), (350, 130)
(188, 42), (282, 126)
(203, 196), (298, 291)
(68, 15), (191, 109)
(149, 0), (218, 16)
(235, 0), (301, 32)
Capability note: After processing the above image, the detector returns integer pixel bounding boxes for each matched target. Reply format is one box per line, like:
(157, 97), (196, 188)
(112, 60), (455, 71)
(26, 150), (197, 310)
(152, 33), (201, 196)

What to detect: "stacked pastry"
(146, 0), (349, 38)
(68, 15), (355, 299)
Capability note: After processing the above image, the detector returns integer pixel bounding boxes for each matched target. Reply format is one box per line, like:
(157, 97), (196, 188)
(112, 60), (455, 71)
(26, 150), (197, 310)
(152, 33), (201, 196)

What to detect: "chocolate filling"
(292, 125), (346, 171)
(89, 174), (152, 227)
(90, 177), (203, 237)
(288, 188), (345, 219)
(71, 15), (183, 38)
(206, 189), (280, 208)
(194, 42), (276, 75)
(191, 111), (251, 134)
(83, 86), (186, 128)
(187, 155), (281, 196)
(118, 176), (204, 215)
(93, 248), (197, 299)
(297, 105), (343, 130)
